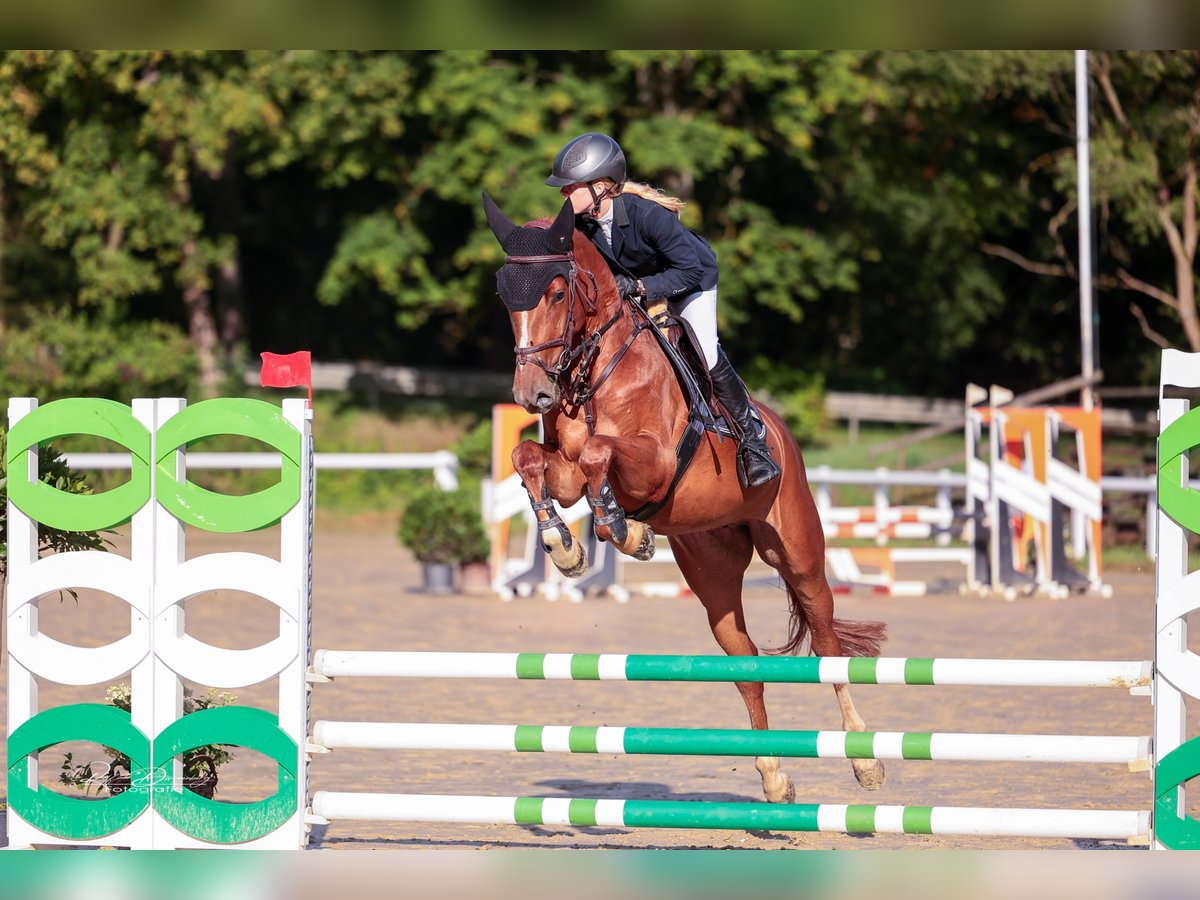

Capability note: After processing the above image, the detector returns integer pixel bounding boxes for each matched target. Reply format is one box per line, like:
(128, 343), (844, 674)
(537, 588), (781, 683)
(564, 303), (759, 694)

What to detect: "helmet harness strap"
(587, 181), (616, 217)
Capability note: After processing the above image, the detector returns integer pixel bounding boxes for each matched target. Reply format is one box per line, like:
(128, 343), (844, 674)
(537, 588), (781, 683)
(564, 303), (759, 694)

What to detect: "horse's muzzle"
(513, 370), (558, 414)
(530, 392), (555, 414)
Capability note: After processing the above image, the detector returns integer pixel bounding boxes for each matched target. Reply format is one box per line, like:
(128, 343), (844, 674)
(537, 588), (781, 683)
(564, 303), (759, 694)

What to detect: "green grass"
(798, 424), (966, 508)
(801, 424), (967, 472)
(1102, 543), (1158, 573)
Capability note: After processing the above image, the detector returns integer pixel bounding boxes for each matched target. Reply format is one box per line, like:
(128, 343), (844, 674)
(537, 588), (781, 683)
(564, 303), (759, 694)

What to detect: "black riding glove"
(614, 274), (644, 299)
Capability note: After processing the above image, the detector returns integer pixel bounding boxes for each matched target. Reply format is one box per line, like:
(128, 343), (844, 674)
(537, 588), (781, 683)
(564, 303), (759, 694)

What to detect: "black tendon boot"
(709, 349), (781, 488)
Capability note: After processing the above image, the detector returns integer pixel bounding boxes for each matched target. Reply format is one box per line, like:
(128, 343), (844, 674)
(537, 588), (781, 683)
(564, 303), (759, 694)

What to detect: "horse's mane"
(523, 216), (615, 292)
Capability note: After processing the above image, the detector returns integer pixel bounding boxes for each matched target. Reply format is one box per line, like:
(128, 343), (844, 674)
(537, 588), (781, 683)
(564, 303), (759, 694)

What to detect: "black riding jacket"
(578, 194), (718, 300)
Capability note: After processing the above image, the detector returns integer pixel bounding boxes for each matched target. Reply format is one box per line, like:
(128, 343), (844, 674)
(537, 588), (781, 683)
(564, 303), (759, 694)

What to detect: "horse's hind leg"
(669, 528), (796, 804)
(750, 517), (887, 792)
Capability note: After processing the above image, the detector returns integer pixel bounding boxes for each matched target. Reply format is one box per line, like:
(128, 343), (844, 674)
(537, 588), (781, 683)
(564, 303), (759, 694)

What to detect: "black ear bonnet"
(495, 226), (572, 312)
(483, 192), (575, 312)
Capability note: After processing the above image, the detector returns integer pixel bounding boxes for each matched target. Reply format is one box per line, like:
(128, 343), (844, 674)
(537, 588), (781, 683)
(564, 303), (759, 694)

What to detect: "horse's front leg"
(577, 434), (673, 560)
(512, 439), (589, 577)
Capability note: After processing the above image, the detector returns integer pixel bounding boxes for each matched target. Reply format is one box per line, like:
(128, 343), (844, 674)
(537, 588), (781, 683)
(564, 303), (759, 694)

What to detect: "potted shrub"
(456, 477), (493, 595)
(397, 481), (490, 594)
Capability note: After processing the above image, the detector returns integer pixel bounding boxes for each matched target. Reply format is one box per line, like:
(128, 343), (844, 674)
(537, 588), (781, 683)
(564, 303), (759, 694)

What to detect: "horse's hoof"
(852, 758), (885, 791)
(543, 528), (589, 578)
(764, 775), (795, 804)
(632, 524), (656, 561)
(757, 757), (795, 804)
(558, 544), (589, 578)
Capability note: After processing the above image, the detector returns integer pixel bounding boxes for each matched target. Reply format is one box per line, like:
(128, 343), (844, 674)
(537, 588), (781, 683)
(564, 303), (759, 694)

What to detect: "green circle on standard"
(151, 706), (298, 843)
(6, 398), (151, 531)
(1154, 735), (1200, 849)
(7, 704), (151, 840)
(1158, 407), (1200, 535)
(155, 398), (301, 532)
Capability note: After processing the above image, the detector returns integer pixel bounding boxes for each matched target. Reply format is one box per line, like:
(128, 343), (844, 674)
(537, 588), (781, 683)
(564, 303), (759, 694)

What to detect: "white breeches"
(669, 287), (720, 370)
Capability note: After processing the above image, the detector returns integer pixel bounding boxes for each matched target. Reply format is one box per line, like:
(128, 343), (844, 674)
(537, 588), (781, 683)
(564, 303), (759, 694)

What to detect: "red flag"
(260, 351), (313, 406)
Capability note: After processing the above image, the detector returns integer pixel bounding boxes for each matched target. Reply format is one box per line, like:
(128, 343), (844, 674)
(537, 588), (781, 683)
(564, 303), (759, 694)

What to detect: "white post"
(5, 399), (41, 850)
(936, 471), (952, 547)
(874, 468), (889, 546)
(1145, 491), (1156, 561)
(151, 399), (187, 849)
(280, 398), (314, 849)
(813, 466), (833, 511)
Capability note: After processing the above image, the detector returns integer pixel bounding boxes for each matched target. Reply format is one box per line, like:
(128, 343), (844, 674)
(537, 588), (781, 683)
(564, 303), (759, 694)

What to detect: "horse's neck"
(568, 242), (681, 423)
(571, 292), (683, 428)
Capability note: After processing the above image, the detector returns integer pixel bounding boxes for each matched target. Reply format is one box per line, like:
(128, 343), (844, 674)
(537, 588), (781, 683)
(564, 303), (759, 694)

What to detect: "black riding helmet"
(545, 132), (627, 187)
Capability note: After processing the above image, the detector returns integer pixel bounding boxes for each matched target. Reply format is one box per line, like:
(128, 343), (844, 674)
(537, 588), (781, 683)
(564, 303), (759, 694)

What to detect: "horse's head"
(484, 192), (597, 414)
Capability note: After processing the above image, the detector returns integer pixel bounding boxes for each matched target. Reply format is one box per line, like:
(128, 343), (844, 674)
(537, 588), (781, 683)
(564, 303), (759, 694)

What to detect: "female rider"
(545, 131), (780, 488)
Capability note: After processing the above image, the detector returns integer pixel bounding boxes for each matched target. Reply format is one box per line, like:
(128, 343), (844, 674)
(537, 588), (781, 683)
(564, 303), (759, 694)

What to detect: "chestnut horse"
(484, 193), (887, 803)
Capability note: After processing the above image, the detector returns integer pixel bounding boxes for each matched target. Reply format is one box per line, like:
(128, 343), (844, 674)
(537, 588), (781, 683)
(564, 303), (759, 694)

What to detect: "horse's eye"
(551, 289), (566, 304)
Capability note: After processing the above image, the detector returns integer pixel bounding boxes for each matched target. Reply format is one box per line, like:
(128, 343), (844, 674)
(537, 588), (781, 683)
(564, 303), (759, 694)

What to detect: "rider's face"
(561, 181), (612, 216)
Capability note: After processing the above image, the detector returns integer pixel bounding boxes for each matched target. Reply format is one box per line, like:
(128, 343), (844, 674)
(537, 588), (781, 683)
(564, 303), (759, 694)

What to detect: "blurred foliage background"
(0, 50), (1196, 408)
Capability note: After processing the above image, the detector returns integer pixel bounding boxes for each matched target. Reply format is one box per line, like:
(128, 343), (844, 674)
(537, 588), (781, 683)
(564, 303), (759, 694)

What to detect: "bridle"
(504, 248), (650, 434)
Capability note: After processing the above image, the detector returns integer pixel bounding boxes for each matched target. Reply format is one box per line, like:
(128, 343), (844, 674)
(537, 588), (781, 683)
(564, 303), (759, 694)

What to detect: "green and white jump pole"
(309, 792), (1148, 842)
(311, 650), (1150, 688)
(310, 721), (1148, 767)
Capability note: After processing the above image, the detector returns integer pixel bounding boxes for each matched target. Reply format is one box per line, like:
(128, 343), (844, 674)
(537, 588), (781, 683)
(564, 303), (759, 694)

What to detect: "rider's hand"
(615, 274), (644, 299)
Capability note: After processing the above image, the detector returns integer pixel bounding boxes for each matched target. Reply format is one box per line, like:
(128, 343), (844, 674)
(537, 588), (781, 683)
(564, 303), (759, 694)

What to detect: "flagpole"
(1076, 50), (1096, 411)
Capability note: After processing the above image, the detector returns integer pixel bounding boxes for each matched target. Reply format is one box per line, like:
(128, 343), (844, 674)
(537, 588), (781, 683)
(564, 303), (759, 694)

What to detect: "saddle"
(625, 299), (734, 521)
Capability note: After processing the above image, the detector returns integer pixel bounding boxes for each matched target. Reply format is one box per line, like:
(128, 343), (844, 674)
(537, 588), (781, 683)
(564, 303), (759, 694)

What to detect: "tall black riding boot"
(709, 349), (781, 488)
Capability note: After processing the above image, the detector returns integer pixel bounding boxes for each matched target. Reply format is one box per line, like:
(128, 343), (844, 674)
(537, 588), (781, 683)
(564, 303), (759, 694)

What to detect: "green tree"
(968, 51), (1200, 376)
(1, 51), (1195, 406)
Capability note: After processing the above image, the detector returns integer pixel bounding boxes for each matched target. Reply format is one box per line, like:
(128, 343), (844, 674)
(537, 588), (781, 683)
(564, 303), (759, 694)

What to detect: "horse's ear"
(482, 191), (517, 245)
(546, 199), (575, 251)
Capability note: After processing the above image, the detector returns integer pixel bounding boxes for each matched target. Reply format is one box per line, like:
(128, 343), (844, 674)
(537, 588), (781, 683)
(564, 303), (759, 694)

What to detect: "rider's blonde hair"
(604, 179), (686, 215)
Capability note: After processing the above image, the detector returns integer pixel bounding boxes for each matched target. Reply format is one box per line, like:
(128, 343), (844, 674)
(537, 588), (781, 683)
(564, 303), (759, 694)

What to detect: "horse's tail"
(830, 617), (888, 658)
(771, 583), (888, 657)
